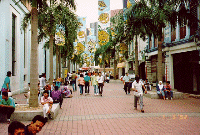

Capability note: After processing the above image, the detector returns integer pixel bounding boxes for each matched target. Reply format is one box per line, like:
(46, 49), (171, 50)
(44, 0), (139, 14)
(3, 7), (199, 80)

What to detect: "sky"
(75, 0), (123, 27)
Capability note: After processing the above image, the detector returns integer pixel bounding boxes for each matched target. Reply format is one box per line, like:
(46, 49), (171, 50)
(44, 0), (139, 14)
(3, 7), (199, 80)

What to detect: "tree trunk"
(114, 45), (117, 80)
(58, 48), (61, 77)
(67, 59), (71, 73)
(56, 45), (59, 78)
(49, 35), (54, 85)
(135, 35), (139, 76)
(157, 41), (163, 82)
(29, 1), (38, 107)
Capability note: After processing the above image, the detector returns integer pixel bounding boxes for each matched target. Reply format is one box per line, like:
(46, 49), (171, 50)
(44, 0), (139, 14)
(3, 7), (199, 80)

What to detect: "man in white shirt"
(132, 76), (147, 113)
(97, 72), (104, 96)
(39, 73), (46, 102)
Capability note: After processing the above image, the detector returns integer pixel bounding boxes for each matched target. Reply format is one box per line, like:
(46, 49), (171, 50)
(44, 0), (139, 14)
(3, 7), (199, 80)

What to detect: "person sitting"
(41, 91), (53, 119)
(144, 79), (151, 91)
(51, 82), (56, 91)
(8, 121), (25, 135)
(51, 86), (63, 108)
(24, 115), (46, 135)
(156, 81), (165, 100)
(105, 75), (110, 83)
(61, 82), (73, 98)
(44, 85), (51, 97)
(165, 81), (173, 100)
(56, 77), (62, 88)
(0, 92), (15, 124)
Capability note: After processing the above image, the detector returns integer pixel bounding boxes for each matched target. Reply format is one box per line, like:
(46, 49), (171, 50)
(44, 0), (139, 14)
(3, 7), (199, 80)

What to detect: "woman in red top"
(78, 74), (85, 95)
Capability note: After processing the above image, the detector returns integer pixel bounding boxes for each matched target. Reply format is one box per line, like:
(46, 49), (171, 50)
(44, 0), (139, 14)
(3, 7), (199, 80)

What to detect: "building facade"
(0, 0), (57, 95)
(145, 3), (200, 94)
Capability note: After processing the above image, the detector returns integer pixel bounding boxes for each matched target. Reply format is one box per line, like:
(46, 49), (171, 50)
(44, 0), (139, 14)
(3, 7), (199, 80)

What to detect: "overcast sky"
(75, 0), (123, 27)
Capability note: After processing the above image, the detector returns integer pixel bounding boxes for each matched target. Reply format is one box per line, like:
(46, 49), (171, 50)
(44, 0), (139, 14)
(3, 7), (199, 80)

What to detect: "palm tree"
(29, 0), (39, 107)
(23, 0), (76, 107)
(110, 11), (127, 79)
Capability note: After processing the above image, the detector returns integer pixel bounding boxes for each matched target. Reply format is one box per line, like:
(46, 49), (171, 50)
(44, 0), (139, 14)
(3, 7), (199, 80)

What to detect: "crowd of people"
(1, 70), (175, 134)
(66, 71), (110, 96)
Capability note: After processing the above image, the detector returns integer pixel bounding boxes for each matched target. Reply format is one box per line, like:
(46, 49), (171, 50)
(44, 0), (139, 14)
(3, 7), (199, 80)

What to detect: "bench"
(11, 103), (60, 121)
(144, 91), (184, 99)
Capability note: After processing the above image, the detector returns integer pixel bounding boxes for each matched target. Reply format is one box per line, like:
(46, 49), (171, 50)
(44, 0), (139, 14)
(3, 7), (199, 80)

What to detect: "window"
(12, 14), (16, 76)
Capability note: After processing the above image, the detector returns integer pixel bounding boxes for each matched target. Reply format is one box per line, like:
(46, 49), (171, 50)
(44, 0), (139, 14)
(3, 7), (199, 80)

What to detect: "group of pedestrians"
(66, 71), (106, 96)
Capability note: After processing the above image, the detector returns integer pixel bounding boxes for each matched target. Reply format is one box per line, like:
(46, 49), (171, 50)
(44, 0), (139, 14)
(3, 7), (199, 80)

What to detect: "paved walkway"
(1, 80), (200, 134)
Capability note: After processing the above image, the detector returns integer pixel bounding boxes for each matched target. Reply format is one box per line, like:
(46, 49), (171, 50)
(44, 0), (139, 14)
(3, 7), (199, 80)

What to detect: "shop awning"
(117, 62), (126, 68)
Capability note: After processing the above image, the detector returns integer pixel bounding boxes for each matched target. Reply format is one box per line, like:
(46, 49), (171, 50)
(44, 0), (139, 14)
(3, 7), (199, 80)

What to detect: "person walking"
(2, 71), (12, 94)
(132, 76), (147, 113)
(123, 73), (131, 95)
(39, 73), (46, 99)
(97, 72), (104, 96)
(71, 71), (77, 91)
(84, 73), (90, 94)
(91, 72), (99, 95)
(78, 74), (85, 95)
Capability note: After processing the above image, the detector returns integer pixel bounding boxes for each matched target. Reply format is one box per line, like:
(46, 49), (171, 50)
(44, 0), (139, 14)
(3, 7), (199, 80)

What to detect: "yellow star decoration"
(98, 30), (109, 46)
(111, 31), (116, 37)
(76, 42), (85, 54)
(88, 40), (95, 47)
(78, 22), (83, 27)
(83, 18), (86, 21)
(98, 1), (107, 11)
(127, 0), (132, 9)
(78, 31), (85, 38)
(98, 13), (109, 24)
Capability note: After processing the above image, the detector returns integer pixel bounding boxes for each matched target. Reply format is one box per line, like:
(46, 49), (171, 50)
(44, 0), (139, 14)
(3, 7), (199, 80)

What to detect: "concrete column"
(168, 52), (174, 88)
(175, 21), (180, 41)
(119, 68), (122, 79)
(185, 25), (190, 39)
(152, 34), (155, 48)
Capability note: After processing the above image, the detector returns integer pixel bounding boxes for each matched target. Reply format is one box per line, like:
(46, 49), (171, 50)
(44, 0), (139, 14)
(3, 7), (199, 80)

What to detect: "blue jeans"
(165, 91), (173, 98)
(134, 95), (143, 110)
(93, 85), (98, 94)
(79, 85), (83, 94)
(71, 80), (76, 91)
(157, 90), (165, 98)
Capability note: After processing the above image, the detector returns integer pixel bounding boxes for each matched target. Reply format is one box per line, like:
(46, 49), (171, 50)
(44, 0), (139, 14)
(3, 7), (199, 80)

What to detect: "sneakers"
(134, 107), (137, 110)
(171, 97), (173, 100)
(166, 98), (168, 100)
(141, 110), (144, 113)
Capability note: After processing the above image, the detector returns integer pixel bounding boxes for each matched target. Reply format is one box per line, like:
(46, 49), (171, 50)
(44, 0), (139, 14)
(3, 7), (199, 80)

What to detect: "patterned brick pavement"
(0, 80), (200, 135)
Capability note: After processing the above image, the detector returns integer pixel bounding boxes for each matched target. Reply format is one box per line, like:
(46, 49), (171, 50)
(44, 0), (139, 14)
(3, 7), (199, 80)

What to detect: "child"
(41, 90), (53, 119)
